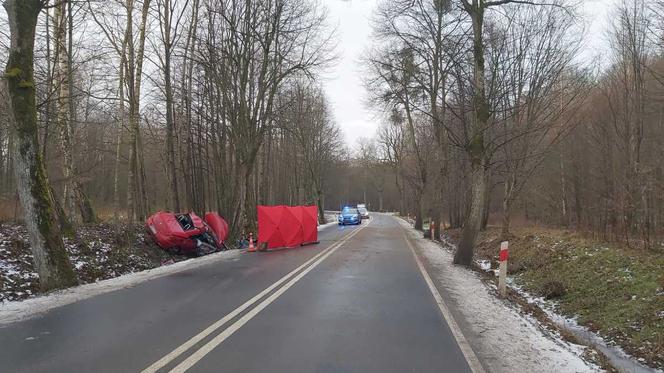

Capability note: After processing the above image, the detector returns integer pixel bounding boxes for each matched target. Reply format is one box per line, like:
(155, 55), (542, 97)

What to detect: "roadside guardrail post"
(499, 241), (508, 297)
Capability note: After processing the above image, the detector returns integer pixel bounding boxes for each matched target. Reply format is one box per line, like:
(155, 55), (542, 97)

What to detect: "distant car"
(358, 206), (369, 219)
(338, 207), (362, 225)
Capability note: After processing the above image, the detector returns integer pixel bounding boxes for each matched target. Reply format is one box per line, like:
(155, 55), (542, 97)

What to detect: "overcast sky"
(323, 0), (621, 148)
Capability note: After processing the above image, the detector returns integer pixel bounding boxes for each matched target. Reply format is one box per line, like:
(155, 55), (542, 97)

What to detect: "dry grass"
(443, 226), (664, 370)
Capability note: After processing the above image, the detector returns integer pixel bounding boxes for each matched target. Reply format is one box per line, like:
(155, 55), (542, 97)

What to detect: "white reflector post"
(499, 241), (509, 297)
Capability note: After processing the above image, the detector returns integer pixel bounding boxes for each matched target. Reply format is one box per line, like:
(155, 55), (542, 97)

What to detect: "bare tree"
(155, 0), (187, 212)
(278, 80), (342, 222)
(201, 0), (335, 232)
(365, 46), (429, 229)
(357, 137), (390, 212)
(3, 0), (77, 291)
(489, 4), (585, 238)
(126, 0), (152, 223)
(452, 0), (573, 265)
(373, 0), (461, 238)
(377, 117), (407, 215)
(604, 0), (653, 247)
(53, 0), (96, 224)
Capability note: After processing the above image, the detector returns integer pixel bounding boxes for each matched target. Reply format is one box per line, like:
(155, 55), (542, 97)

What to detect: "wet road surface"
(0, 214), (473, 373)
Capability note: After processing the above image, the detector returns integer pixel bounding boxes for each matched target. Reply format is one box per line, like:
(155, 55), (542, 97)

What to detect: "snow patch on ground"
(476, 259), (492, 272)
(0, 249), (240, 325)
(318, 213), (339, 231)
(318, 222), (338, 231)
(510, 283), (662, 373)
(398, 219), (601, 373)
(0, 261), (20, 277)
(0, 222), (186, 303)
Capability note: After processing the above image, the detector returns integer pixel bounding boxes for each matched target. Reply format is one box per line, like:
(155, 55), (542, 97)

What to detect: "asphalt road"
(0, 214), (474, 373)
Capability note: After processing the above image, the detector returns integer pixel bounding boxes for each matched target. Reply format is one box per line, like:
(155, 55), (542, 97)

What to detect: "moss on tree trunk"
(3, 0), (77, 291)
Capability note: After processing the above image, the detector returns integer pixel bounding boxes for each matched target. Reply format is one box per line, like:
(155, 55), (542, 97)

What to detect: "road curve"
(0, 214), (474, 373)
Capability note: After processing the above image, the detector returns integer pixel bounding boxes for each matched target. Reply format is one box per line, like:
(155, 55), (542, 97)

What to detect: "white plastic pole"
(499, 241), (508, 297)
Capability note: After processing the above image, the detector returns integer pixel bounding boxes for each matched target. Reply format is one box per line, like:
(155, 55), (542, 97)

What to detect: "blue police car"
(338, 206), (362, 225)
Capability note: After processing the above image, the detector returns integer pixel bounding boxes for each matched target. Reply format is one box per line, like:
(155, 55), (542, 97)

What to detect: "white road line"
(141, 223), (367, 373)
(169, 222), (369, 373)
(143, 235), (337, 372)
(403, 233), (486, 373)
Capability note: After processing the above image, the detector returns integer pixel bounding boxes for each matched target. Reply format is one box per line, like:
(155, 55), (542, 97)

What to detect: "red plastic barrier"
(258, 205), (318, 249)
(299, 206), (318, 244)
(258, 206), (285, 248)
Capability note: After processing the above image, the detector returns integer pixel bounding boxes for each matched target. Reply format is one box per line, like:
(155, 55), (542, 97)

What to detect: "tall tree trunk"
(501, 173), (515, 239)
(3, 0), (77, 291)
(559, 147), (568, 227)
(137, 125), (150, 218)
(54, 0), (72, 215)
(5, 122), (14, 192)
(396, 172), (404, 216)
(234, 161), (248, 233)
(403, 93), (426, 230)
(125, 0), (137, 223)
(378, 190), (383, 212)
(112, 40), (127, 222)
(455, 2), (490, 266)
(414, 190), (424, 230)
(126, 0), (151, 224)
(434, 166), (445, 241)
(456, 162), (487, 265)
(431, 5), (446, 241)
(162, 0), (180, 212)
(481, 179), (491, 230)
(53, 0), (95, 224)
(244, 160), (257, 232)
(0, 115), (4, 192)
(42, 6), (52, 159)
(318, 186), (325, 223)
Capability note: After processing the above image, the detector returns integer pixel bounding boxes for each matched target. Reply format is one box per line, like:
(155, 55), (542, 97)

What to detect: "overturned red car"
(145, 211), (230, 256)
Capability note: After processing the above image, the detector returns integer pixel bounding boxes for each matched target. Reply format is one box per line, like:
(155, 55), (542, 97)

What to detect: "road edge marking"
(403, 232), (486, 373)
(169, 221), (370, 372)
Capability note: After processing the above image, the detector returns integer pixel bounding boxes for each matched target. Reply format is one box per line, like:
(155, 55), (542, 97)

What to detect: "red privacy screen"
(257, 205), (318, 249)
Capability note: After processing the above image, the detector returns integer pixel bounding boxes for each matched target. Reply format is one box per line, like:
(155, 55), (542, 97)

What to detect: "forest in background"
(356, 0), (664, 253)
(1, 0), (663, 290)
(1, 0), (341, 233)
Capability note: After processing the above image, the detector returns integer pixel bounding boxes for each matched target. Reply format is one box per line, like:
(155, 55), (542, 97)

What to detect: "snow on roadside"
(398, 219), (602, 373)
(318, 212), (338, 231)
(318, 210), (338, 232)
(318, 221), (337, 231)
(509, 283), (663, 373)
(0, 225), (40, 301)
(0, 249), (240, 325)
